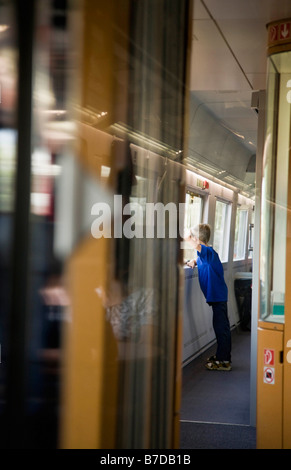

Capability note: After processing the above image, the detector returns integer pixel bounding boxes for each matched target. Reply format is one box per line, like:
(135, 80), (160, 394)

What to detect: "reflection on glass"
(0, 129), (16, 212)
(1, 0), (191, 449)
(260, 50), (291, 323)
(25, 0), (191, 450)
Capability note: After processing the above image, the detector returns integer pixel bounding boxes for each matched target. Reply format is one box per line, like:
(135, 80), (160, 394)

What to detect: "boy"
(186, 223), (232, 371)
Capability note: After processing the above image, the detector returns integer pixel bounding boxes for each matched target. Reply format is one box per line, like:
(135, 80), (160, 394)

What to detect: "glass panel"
(233, 208), (248, 260)
(260, 50), (291, 323)
(24, 0), (190, 449)
(0, 0), (191, 449)
(213, 200), (230, 262)
(109, 0), (190, 446)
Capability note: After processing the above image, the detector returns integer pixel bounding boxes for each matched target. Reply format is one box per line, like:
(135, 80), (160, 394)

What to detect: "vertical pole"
(5, 0), (35, 448)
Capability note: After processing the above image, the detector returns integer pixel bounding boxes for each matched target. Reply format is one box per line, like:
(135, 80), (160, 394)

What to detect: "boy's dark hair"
(191, 223), (211, 244)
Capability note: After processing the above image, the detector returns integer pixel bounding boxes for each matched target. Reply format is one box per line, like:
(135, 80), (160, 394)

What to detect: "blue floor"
(180, 328), (256, 449)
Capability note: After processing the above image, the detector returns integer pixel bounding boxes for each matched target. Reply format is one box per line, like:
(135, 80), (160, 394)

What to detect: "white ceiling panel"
(193, 0), (209, 19)
(203, 0), (291, 22)
(245, 73), (266, 90)
(190, 19), (252, 90)
(216, 19), (267, 74)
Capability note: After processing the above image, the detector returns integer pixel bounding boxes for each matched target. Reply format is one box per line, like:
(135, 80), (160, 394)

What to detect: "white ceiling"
(189, 0), (291, 157)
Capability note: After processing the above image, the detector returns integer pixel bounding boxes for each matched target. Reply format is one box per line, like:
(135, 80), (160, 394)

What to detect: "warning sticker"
(264, 348), (275, 366)
(264, 366), (275, 385)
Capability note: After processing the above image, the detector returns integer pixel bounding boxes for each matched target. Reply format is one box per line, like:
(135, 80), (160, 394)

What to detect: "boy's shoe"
(207, 355), (217, 362)
(205, 360), (232, 371)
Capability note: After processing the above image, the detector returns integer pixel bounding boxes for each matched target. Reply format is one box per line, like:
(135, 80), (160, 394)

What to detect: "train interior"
(1, 0), (291, 450)
(180, 0), (291, 449)
(180, 0), (291, 450)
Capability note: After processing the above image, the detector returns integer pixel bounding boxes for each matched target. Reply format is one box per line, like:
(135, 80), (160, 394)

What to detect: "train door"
(257, 19), (291, 449)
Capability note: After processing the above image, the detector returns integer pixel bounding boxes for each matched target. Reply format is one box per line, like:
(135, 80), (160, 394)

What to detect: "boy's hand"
(186, 259), (196, 268)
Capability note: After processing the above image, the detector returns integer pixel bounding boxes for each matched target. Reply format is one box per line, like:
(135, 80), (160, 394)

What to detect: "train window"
(233, 207), (248, 261)
(213, 199), (231, 262)
(183, 190), (203, 261)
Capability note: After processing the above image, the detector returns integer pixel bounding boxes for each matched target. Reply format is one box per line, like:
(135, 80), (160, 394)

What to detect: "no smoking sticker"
(264, 366), (275, 385)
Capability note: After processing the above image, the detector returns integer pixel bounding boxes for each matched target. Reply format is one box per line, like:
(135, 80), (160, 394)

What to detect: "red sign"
(264, 348), (275, 366)
(280, 22), (291, 40)
(268, 20), (291, 49)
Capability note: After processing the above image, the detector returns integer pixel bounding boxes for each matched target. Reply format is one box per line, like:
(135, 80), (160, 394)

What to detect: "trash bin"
(234, 272), (252, 331)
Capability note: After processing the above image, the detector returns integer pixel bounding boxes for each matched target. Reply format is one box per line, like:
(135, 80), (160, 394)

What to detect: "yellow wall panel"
(257, 324), (283, 449)
(60, 236), (119, 448)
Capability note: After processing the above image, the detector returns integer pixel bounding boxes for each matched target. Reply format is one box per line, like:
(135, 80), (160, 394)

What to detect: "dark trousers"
(209, 301), (231, 362)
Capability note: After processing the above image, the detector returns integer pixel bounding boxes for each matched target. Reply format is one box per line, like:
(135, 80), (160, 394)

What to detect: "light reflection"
(0, 25), (9, 33)
(0, 129), (16, 211)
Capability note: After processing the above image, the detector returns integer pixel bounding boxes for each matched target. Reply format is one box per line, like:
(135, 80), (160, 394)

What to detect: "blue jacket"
(196, 244), (228, 303)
